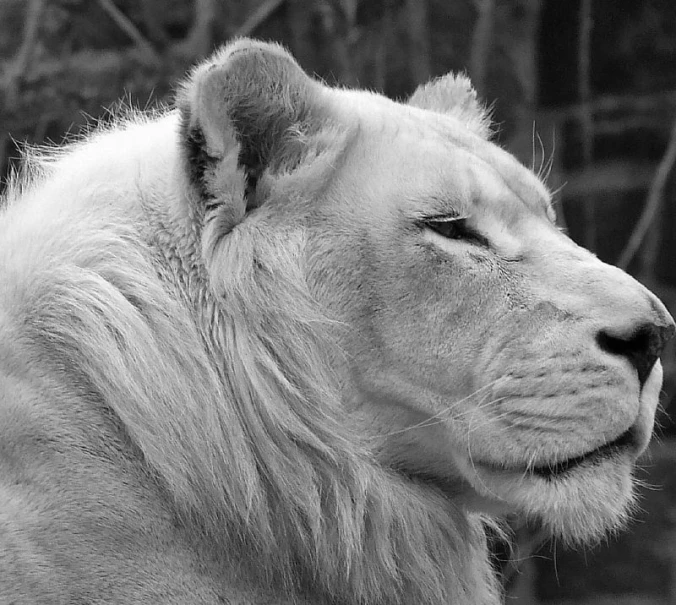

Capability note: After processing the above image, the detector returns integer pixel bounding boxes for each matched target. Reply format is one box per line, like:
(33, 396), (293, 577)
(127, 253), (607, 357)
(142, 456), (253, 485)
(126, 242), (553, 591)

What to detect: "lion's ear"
(178, 38), (325, 231)
(408, 73), (492, 139)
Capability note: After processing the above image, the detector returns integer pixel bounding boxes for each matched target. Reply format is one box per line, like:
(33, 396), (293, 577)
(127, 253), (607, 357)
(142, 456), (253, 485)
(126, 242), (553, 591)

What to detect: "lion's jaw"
(461, 360), (663, 539)
(171, 42), (673, 552)
(306, 95), (675, 545)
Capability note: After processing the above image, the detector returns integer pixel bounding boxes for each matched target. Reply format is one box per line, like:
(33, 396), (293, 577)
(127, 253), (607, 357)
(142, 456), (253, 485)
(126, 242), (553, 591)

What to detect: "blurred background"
(2, 1), (676, 603)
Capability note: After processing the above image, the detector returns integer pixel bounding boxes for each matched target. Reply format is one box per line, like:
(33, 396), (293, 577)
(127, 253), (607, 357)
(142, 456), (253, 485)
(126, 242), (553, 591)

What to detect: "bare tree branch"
(638, 211), (661, 282)
(470, 0), (494, 98)
(97, 0), (161, 62)
(578, 0), (595, 252)
(562, 160), (655, 198)
(617, 117), (676, 270)
(502, 0), (543, 164)
(372, 9), (392, 93)
(406, 0), (431, 85)
(317, 0), (357, 87)
(593, 115), (674, 136)
(2, 0), (46, 108)
(139, 0), (170, 48)
(546, 90), (676, 119)
(286, 0), (315, 75)
(174, 0), (217, 59)
(236, 0), (286, 38)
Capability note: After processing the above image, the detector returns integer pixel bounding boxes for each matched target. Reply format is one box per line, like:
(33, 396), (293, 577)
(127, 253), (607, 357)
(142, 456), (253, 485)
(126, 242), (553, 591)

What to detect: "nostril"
(596, 323), (674, 387)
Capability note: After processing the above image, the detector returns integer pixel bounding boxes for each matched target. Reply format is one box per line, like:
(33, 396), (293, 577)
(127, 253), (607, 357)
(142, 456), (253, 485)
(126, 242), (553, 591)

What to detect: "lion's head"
(181, 39), (674, 538)
(1, 39), (673, 605)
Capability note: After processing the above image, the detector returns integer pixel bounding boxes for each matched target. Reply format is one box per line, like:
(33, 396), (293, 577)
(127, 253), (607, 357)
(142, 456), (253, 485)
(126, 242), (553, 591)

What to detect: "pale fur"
(0, 39), (672, 605)
(0, 42), (500, 605)
(0, 198), (493, 603)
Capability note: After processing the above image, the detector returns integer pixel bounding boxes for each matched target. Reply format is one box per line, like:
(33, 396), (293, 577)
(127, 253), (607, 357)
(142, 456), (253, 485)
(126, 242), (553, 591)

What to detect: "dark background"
(2, 1), (676, 603)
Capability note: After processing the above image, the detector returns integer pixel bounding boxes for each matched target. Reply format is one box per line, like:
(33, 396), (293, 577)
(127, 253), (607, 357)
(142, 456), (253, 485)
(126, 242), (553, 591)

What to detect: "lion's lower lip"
(531, 428), (636, 479)
(475, 427), (637, 479)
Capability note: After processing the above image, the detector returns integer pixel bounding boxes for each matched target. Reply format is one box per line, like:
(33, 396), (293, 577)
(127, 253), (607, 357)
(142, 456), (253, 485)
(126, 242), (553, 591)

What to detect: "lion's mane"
(3, 136), (499, 604)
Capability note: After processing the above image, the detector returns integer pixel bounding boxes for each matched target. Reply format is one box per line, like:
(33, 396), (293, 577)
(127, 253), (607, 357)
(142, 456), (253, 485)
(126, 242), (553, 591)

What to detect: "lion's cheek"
(454, 367), (665, 544)
(445, 355), (663, 541)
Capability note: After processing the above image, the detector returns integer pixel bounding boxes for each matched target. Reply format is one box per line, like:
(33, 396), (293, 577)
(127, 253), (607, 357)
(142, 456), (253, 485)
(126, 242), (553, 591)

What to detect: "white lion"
(0, 39), (673, 604)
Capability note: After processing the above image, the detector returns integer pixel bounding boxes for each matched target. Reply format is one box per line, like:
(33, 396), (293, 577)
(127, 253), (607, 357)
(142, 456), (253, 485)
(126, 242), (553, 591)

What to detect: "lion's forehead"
(418, 135), (552, 224)
(329, 89), (551, 221)
(335, 126), (548, 230)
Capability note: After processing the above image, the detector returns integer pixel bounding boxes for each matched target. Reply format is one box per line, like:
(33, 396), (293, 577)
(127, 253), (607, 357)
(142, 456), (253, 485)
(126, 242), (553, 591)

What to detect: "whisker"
(382, 378), (508, 437)
(466, 412), (502, 499)
(530, 121), (537, 173)
(537, 130), (546, 178)
(550, 181), (567, 201)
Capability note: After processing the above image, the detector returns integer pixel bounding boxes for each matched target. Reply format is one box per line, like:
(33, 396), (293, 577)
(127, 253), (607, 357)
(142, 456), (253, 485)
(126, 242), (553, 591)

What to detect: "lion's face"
(181, 42), (674, 549)
(301, 93), (674, 541)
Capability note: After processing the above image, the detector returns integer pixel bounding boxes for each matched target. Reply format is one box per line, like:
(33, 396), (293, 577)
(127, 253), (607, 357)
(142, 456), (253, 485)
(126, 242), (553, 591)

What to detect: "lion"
(0, 38), (673, 604)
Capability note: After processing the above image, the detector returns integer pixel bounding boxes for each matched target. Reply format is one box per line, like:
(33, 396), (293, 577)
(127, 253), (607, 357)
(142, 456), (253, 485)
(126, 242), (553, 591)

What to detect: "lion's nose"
(596, 321), (675, 387)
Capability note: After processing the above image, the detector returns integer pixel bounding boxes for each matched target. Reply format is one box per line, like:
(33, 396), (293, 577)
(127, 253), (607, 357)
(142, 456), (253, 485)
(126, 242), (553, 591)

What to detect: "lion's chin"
(466, 451), (637, 544)
(457, 363), (663, 543)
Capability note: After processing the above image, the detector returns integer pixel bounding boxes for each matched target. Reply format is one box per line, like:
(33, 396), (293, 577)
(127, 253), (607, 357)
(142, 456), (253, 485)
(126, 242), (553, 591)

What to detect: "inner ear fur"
(408, 72), (492, 139)
(177, 38), (327, 229)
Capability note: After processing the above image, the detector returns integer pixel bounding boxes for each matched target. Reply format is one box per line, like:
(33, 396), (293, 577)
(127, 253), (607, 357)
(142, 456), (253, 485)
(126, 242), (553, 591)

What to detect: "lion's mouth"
(531, 428), (636, 479)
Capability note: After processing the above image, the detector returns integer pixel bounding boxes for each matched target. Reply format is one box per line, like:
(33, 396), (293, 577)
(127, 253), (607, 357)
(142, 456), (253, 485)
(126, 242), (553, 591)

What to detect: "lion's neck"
(142, 206), (502, 604)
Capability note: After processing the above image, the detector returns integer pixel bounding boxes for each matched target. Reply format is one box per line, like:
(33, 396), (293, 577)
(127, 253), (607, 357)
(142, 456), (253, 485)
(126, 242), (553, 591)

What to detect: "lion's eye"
(424, 217), (488, 246)
(426, 218), (466, 240)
